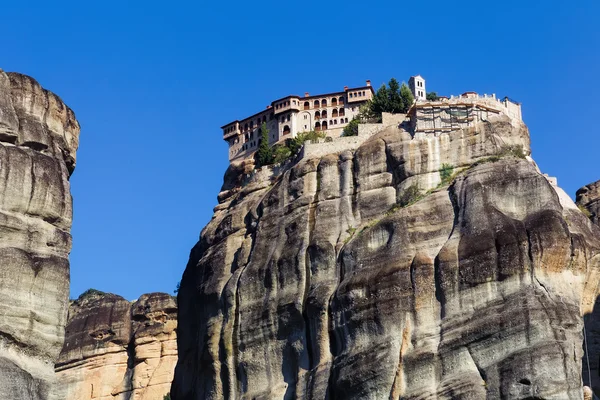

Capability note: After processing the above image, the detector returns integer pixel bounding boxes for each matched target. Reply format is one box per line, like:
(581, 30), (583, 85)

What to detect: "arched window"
(332, 98), (337, 106)
(332, 109), (338, 118)
(322, 110), (327, 118)
(315, 111), (321, 120)
(322, 121), (328, 130)
(250, 121), (254, 129)
(304, 101), (310, 110)
(322, 99), (327, 107)
(339, 108), (345, 117)
(283, 125), (290, 135)
(314, 100), (320, 108)
(339, 96), (344, 104)
(244, 123), (249, 131)
(315, 122), (321, 131)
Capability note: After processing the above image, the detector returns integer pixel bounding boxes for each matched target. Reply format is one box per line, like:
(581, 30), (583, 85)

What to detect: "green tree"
(174, 281), (180, 294)
(371, 84), (389, 117)
(255, 122), (273, 167)
(400, 83), (414, 111)
(426, 91), (439, 101)
(163, 394), (171, 400)
(273, 144), (292, 164)
(387, 78), (404, 113)
(343, 118), (360, 136)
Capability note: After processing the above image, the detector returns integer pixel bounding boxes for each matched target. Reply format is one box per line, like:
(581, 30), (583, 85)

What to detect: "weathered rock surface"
(171, 114), (600, 399)
(55, 291), (177, 400)
(0, 69), (80, 399)
(577, 180), (600, 227)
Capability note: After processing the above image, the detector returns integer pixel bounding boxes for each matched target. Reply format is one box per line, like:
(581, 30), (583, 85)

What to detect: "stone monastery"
(222, 75), (523, 162)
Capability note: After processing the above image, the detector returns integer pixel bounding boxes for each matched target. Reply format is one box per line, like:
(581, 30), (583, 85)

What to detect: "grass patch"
(498, 144), (526, 159)
(579, 205), (593, 219)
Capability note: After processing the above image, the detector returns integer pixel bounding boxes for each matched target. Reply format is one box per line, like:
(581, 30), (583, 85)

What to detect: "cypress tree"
(400, 83), (414, 112)
(256, 122), (273, 167)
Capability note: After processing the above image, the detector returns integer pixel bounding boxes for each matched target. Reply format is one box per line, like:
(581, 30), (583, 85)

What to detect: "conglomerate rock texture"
(55, 292), (178, 400)
(0, 70), (80, 399)
(172, 114), (600, 400)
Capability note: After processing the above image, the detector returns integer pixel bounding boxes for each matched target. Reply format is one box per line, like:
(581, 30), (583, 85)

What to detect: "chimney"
(344, 86), (348, 91)
(305, 92), (310, 97)
(366, 80), (371, 87)
(267, 105), (272, 109)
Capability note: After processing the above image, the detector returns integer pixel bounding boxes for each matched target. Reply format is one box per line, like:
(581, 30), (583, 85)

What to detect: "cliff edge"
(0, 69), (80, 398)
(172, 113), (600, 399)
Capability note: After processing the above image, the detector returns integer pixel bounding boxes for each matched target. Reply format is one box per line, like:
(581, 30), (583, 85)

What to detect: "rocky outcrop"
(577, 180), (600, 227)
(171, 114), (600, 399)
(55, 291), (177, 400)
(0, 70), (80, 398)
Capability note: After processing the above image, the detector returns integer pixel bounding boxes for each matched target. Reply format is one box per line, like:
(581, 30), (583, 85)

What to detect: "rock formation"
(55, 291), (177, 400)
(171, 113), (600, 399)
(577, 180), (600, 227)
(0, 70), (80, 398)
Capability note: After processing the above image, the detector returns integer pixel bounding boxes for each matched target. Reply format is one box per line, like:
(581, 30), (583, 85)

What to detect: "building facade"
(409, 75), (426, 101)
(222, 81), (374, 161)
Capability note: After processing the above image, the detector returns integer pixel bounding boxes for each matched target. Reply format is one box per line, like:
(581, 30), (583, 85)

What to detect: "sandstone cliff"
(0, 70), (80, 398)
(577, 180), (600, 227)
(171, 114), (600, 399)
(55, 291), (177, 400)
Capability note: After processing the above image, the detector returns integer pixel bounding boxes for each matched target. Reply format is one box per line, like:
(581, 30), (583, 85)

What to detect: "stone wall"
(0, 69), (80, 399)
(55, 292), (177, 400)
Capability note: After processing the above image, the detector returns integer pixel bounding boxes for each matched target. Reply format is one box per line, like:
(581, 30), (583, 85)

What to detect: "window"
(349, 93), (353, 98)
(314, 100), (320, 108)
(334, 119), (337, 124)
(339, 96), (344, 104)
(345, 118), (348, 123)
(283, 125), (290, 135)
(304, 115), (307, 120)
(332, 109), (338, 118)
(322, 121), (328, 130)
(322, 99), (327, 107)
(322, 110), (327, 118)
(315, 121), (321, 131)
(332, 98), (337, 106)
(315, 111), (321, 119)
(286, 115), (290, 122)
(304, 101), (310, 110)
(339, 108), (345, 116)
(362, 91), (365, 96)
(304, 125), (307, 129)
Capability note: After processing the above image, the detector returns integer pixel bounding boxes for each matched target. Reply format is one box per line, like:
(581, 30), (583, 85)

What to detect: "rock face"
(0, 70), (80, 398)
(577, 180), (600, 227)
(172, 114), (600, 399)
(55, 292), (178, 400)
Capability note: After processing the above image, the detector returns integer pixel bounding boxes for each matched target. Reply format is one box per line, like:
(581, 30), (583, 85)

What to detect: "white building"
(221, 81), (375, 161)
(409, 75), (426, 101)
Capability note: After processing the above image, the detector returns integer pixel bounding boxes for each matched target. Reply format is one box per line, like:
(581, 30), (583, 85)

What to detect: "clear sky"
(2, 1), (598, 300)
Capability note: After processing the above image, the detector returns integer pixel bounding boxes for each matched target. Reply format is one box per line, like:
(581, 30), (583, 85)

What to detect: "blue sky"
(2, 1), (598, 300)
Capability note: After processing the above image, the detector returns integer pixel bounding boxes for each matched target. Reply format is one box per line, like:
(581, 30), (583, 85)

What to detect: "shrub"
(426, 92), (439, 101)
(325, 136), (333, 142)
(399, 184), (421, 207)
(163, 394), (171, 400)
(273, 145), (292, 164)
(440, 163), (454, 185)
(343, 118), (360, 137)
